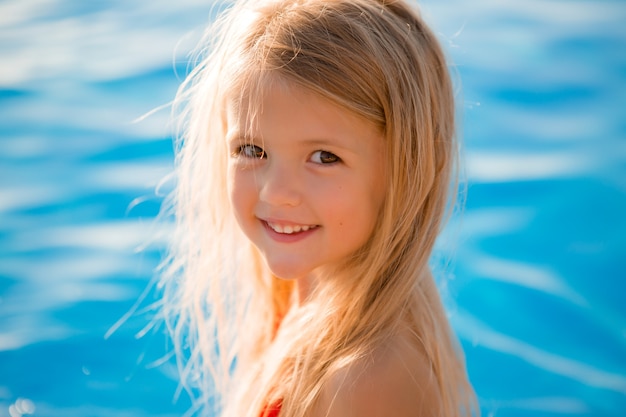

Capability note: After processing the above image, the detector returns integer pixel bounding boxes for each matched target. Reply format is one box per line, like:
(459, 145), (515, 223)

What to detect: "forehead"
(225, 76), (382, 137)
(225, 74), (292, 122)
(226, 82), (381, 142)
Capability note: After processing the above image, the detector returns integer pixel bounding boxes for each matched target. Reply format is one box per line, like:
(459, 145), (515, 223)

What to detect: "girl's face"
(226, 83), (386, 292)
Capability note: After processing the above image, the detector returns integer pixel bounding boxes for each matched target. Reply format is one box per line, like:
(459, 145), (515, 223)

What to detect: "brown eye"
(311, 150), (340, 164)
(238, 144), (265, 159)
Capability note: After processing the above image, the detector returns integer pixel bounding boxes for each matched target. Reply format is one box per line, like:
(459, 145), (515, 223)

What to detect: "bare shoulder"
(313, 330), (442, 417)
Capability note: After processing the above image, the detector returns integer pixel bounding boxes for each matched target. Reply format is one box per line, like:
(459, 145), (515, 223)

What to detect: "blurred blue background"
(0, 1), (625, 416)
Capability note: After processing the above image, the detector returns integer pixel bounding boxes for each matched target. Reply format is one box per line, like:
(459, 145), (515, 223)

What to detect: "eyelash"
(234, 144), (265, 159)
(233, 144), (341, 165)
(310, 150), (341, 164)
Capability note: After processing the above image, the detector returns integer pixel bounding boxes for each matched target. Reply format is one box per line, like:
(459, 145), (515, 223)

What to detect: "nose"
(257, 160), (301, 207)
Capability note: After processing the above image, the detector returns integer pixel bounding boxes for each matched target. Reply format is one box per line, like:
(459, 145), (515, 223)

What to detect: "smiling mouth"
(265, 221), (319, 235)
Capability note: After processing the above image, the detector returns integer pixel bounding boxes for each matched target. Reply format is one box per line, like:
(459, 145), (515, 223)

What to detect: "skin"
(313, 327), (443, 417)
(226, 81), (386, 302)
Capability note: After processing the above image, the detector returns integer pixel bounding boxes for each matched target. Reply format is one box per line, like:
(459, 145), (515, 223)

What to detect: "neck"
(295, 274), (314, 305)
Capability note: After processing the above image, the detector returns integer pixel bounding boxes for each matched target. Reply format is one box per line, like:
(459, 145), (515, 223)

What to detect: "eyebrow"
(225, 131), (259, 143)
(295, 137), (336, 147)
(298, 138), (359, 156)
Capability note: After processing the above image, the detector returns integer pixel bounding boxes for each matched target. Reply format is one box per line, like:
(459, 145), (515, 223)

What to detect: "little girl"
(160, 0), (477, 416)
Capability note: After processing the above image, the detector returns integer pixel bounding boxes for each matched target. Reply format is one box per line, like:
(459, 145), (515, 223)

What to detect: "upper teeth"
(268, 222), (316, 234)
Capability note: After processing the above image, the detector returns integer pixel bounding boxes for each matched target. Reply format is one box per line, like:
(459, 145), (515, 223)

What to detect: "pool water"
(1, 0), (625, 416)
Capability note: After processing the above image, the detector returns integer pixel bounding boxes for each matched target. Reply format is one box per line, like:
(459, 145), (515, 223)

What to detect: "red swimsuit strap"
(260, 400), (283, 417)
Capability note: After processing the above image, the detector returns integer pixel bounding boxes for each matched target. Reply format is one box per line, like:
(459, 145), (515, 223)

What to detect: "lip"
(260, 219), (319, 243)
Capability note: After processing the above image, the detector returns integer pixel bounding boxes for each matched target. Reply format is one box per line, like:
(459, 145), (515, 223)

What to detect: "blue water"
(1, 1), (625, 416)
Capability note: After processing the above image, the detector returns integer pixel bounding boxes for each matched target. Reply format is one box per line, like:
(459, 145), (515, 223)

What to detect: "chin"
(267, 267), (307, 281)
(264, 259), (314, 281)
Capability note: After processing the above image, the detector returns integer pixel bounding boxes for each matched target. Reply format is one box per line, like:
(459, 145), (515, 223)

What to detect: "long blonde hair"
(161, 0), (477, 415)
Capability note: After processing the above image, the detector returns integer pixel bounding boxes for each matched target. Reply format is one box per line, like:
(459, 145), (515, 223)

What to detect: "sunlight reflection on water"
(1, 0), (625, 416)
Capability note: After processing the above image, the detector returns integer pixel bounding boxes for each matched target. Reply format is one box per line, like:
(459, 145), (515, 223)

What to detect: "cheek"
(227, 167), (254, 219)
(361, 184), (386, 236)
(334, 188), (380, 239)
(226, 165), (237, 207)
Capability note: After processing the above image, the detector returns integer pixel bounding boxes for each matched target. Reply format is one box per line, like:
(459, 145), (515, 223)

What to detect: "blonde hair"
(161, 0), (477, 415)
